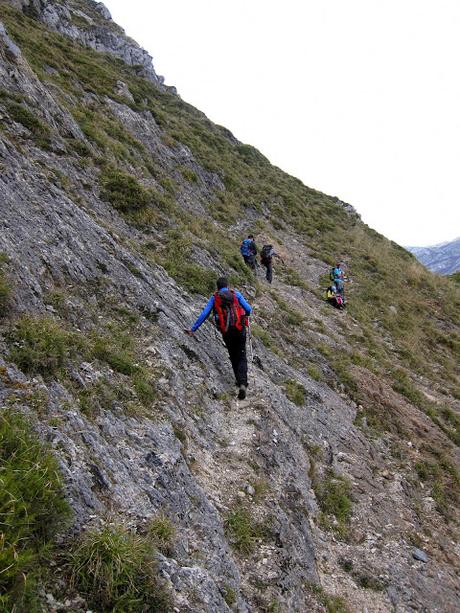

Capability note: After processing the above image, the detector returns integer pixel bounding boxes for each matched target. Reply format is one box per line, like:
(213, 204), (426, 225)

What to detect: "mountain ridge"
(407, 237), (460, 275)
(0, 1), (459, 611)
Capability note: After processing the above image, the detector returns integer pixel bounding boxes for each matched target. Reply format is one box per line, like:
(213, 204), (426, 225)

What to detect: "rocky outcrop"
(17, 0), (166, 85)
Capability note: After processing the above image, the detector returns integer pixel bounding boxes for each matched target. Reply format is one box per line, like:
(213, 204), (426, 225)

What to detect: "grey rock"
(412, 548), (429, 563)
(95, 2), (112, 21)
(0, 22), (22, 60)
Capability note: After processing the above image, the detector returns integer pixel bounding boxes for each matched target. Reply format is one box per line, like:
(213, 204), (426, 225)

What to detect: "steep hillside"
(408, 238), (460, 276)
(0, 1), (459, 611)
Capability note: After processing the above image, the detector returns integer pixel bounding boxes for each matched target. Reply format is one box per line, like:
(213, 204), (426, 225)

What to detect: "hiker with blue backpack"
(186, 277), (252, 399)
(240, 235), (258, 271)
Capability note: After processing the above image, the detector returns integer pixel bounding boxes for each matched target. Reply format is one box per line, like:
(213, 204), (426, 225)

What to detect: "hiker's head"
(248, 234), (254, 239)
(336, 262), (341, 268)
(216, 277), (228, 290)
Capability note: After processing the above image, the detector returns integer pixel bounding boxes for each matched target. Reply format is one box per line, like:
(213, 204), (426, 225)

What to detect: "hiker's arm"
(235, 291), (252, 315)
(190, 296), (215, 332)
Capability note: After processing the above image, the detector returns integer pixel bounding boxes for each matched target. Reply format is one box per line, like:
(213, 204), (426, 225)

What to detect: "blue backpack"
(240, 239), (254, 257)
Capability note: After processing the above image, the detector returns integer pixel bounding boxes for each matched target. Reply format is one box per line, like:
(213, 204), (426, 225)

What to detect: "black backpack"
(260, 245), (273, 264)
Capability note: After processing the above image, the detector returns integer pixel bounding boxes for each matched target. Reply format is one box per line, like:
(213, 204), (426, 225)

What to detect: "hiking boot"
(238, 384), (247, 400)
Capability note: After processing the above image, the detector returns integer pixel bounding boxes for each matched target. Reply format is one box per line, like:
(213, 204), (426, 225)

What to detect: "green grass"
(162, 258), (217, 295)
(99, 168), (154, 212)
(224, 507), (269, 555)
(251, 323), (275, 349)
(91, 329), (138, 376)
(70, 524), (171, 612)
(0, 411), (71, 611)
(415, 455), (459, 517)
(147, 513), (176, 556)
(7, 315), (80, 376)
(391, 368), (425, 406)
(222, 584), (237, 607)
(0, 253), (12, 316)
(159, 228), (218, 295)
(283, 379), (306, 405)
(307, 363), (323, 381)
(5, 101), (51, 147)
(307, 583), (350, 613)
(314, 471), (352, 537)
(132, 370), (157, 406)
(179, 166), (198, 183)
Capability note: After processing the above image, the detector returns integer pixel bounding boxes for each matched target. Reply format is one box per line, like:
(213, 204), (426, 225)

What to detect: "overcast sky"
(104, 0), (460, 247)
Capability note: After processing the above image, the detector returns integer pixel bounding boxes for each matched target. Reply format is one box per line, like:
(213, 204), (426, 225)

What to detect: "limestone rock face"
(0, 1), (459, 612)
(18, 0), (165, 85)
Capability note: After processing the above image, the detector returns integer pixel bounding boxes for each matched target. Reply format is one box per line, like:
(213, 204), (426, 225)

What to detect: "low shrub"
(67, 137), (91, 157)
(222, 584), (237, 607)
(391, 368), (425, 406)
(0, 411), (70, 610)
(251, 323), (274, 349)
(100, 168), (152, 212)
(307, 364), (322, 381)
(70, 524), (171, 612)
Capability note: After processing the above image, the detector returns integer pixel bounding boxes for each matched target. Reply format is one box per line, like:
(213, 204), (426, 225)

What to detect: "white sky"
(103, 0), (460, 247)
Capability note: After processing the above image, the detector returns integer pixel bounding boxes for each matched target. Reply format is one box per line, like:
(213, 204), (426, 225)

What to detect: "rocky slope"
(0, 1), (459, 612)
(407, 238), (460, 276)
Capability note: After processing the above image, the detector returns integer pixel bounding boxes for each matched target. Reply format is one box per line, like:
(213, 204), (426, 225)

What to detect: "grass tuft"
(147, 513), (176, 556)
(314, 470), (352, 537)
(7, 316), (79, 376)
(224, 507), (269, 555)
(284, 379), (306, 406)
(100, 168), (153, 212)
(0, 411), (70, 610)
(70, 524), (171, 612)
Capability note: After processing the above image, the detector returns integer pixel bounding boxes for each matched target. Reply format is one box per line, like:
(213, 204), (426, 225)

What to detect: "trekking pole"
(247, 320), (254, 363)
(247, 319), (256, 388)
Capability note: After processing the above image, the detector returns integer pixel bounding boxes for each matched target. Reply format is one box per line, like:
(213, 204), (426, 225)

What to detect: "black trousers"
(263, 261), (273, 283)
(222, 328), (248, 387)
(243, 254), (257, 270)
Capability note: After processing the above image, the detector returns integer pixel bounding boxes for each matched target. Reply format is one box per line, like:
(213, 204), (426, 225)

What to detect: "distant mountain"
(407, 237), (460, 275)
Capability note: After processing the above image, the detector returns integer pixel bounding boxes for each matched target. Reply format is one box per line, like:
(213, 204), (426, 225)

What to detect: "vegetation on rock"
(0, 411), (71, 611)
